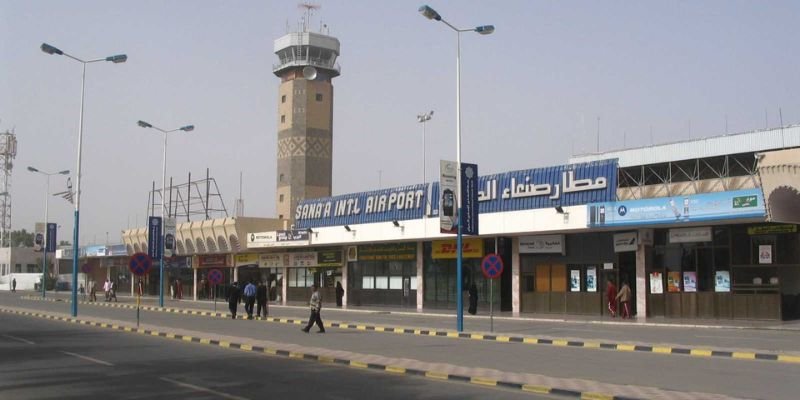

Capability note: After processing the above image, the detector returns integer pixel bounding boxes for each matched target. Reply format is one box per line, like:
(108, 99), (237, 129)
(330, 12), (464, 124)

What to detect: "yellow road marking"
(470, 377), (497, 386)
(553, 339), (569, 346)
(425, 371), (448, 380)
(778, 355), (800, 363)
(581, 392), (614, 400)
(240, 344), (252, 351)
(349, 361), (368, 369)
(690, 349), (712, 357)
(616, 344), (636, 351)
(386, 365), (406, 374)
(219, 341), (230, 348)
(653, 347), (672, 354)
(522, 384), (551, 394)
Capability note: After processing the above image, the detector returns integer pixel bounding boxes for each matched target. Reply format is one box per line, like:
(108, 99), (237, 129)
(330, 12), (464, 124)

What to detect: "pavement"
(4, 291), (800, 399)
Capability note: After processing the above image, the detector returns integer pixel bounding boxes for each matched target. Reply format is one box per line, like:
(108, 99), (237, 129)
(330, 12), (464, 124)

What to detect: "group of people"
(170, 278), (184, 300)
(102, 279), (117, 302)
(606, 280), (633, 319)
(226, 280), (270, 320)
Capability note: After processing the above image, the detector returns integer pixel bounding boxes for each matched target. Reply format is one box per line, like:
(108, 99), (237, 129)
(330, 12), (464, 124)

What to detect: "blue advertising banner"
(295, 184), (428, 229)
(148, 216), (163, 260)
(46, 223), (57, 252)
(587, 188), (765, 227)
(461, 162), (479, 236)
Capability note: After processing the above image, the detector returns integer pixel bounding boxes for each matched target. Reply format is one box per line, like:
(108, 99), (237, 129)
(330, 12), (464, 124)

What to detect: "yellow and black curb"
(1, 307), (639, 400)
(19, 295), (800, 365)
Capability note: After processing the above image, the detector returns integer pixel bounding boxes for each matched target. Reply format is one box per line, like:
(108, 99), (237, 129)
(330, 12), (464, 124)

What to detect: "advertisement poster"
(163, 217), (176, 257)
(46, 223), (57, 252)
(586, 267), (597, 292)
(758, 245), (773, 264)
(715, 271), (731, 292)
(667, 271), (682, 292)
(570, 270), (581, 292)
(34, 222), (45, 252)
(683, 271), (697, 292)
(460, 162), (479, 236)
(649, 272), (663, 294)
(439, 160), (458, 234)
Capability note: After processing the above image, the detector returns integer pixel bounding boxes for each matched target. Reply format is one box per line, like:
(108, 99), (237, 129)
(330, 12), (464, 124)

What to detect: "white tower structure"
(0, 129), (17, 275)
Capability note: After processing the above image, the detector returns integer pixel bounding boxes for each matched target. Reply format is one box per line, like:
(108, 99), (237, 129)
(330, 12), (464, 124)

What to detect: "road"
(0, 312), (549, 400)
(3, 292), (800, 399)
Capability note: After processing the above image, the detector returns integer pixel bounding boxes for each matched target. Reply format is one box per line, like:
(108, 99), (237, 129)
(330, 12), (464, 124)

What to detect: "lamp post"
(40, 43), (126, 317)
(417, 111), (434, 188)
(27, 167), (70, 298)
(419, 5), (494, 332)
(137, 120), (194, 307)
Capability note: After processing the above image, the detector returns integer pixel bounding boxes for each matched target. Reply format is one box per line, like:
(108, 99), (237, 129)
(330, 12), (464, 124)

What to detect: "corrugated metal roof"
(569, 125), (800, 167)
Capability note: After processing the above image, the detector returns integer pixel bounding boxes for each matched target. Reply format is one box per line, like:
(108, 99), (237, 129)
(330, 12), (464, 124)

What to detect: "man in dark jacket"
(256, 281), (268, 319)
(227, 282), (241, 319)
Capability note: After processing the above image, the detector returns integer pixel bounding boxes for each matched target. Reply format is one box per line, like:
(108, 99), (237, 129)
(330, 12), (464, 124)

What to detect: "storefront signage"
(732, 195), (758, 208)
(359, 243), (416, 261)
(747, 224), (797, 235)
(432, 238), (484, 259)
(715, 271), (730, 292)
(587, 188), (765, 227)
(295, 184), (427, 229)
(649, 272), (663, 294)
(198, 254), (227, 267)
(247, 230), (309, 248)
(166, 256), (191, 269)
(346, 246), (358, 262)
(758, 245), (773, 264)
(669, 227), (712, 243)
(317, 250), (343, 267)
(295, 159), (617, 229)
(289, 252), (318, 267)
(613, 232), (638, 252)
(259, 254), (283, 268)
(518, 235), (564, 254)
(235, 253), (259, 267)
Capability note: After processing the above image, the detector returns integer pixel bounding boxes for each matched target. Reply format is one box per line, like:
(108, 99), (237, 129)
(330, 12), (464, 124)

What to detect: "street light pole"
(137, 120), (195, 307)
(40, 42), (127, 317)
(419, 5), (493, 332)
(27, 167), (69, 298)
(417, 110), (434, 193)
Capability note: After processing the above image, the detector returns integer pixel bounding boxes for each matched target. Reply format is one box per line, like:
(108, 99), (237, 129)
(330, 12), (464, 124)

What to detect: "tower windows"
(279, 194), (284, 202)
(281, 95), (287, 103)
(315, 93), (323, 102)
(279, 173), (285, 182)
(281, 115), (286, 123)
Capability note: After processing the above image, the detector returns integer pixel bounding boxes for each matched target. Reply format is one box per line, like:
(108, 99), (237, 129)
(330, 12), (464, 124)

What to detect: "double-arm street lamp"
(419, 5), (494, 332)
(40, 43), (127, 317)
(137, 120), (195, 307)
(27, 167), (70, 298)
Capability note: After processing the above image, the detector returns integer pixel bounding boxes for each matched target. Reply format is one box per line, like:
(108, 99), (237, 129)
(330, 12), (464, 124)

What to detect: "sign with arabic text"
(518, 235), (564, 254)
(461, 162), (479, 236)
(358, 243), (417, 261)
(247, 230), (309, 248)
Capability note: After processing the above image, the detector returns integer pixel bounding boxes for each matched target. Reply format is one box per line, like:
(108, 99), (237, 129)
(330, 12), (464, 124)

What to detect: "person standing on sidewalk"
(243, 281), (257, 320)
(227, 282), (241, 319)
(335, 281), (344, 307)
(176, 278), (183, 300)
(256, 281), (268, 319)
(109, 280), (117, 302)
(616, 281), (632, 319)
(468, 283), (478, 315)
(11, 278), (16, 293)
(606, 280), (617, 317)
(301, 284), (325, 333)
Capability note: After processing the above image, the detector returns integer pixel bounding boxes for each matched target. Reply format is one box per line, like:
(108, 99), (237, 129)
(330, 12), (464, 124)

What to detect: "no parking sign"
(481, 254), (504, 280)
(129, 253), (153, 276)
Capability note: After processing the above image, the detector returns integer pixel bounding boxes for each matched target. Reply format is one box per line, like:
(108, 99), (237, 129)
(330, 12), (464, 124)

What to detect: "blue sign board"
(147, 216), (163, 260)
(46, 223), (57, 252)
(461, 163), (479, 236)
(587, 188), (765, 227)
(295, 184), (428, 229)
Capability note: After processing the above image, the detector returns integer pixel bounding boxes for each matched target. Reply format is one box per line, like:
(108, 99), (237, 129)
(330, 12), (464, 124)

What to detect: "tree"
(9, 229), (34, 247)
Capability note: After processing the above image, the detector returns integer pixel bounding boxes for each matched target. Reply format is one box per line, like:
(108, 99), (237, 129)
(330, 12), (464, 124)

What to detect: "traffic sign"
(481, 253), (504, 279)
(207, 268), (224, 285)
(129, 252), (153, 277)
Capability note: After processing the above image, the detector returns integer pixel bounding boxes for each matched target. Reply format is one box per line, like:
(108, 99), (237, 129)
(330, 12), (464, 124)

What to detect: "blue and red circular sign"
(207, 268), (224, 285)
(481, 253), (504, 280)
(129, 252), (153, 277)
(81, 264), (91, 274)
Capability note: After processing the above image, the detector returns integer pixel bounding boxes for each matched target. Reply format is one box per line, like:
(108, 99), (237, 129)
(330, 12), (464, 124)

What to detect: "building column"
(193, 268), (198, 301)
(512, 237), (520, 316)
(341, 247), (348, 308)
(130, 272), (135, 297)
(417, 240), (424, 311)
(281, 266), (288, 306)
(635, 244), (648, 320)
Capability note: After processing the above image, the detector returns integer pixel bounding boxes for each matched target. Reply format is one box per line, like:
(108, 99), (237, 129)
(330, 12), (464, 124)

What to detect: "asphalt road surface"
(0, 312), (553, 400)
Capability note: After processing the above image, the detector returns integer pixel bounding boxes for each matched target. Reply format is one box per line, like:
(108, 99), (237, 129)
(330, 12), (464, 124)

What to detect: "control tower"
(273, 5), (340, 222)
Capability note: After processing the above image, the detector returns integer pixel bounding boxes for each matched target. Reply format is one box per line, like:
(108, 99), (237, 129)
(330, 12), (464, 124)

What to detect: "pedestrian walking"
(11, 278), (16, 293)
(90, 283), (97, 302)
(301, 284), (325, 333)
(176, 279), (183, 300)
(256, 281), (268, 319)
(468, 283), (478, 315)
(606, 280), (617, 317)
(616, 281), (632, 319)
(109, 280), (117, 302)
(136, 279), (144, 297)
(228, 282), (241, 319)
(79, 284), (86, 301)
(170, 279), (175, 299)
(103, 279), (111, 301)
(335, 281), (344, 307)
(243, 281), (257, 319)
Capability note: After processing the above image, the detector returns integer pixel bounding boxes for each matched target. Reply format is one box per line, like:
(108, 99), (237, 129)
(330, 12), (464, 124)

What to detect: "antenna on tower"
(298, 2), (320, 32)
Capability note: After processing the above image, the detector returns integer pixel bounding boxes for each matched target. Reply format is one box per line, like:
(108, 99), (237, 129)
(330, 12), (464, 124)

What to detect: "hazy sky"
(1, 0), (798, 246)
